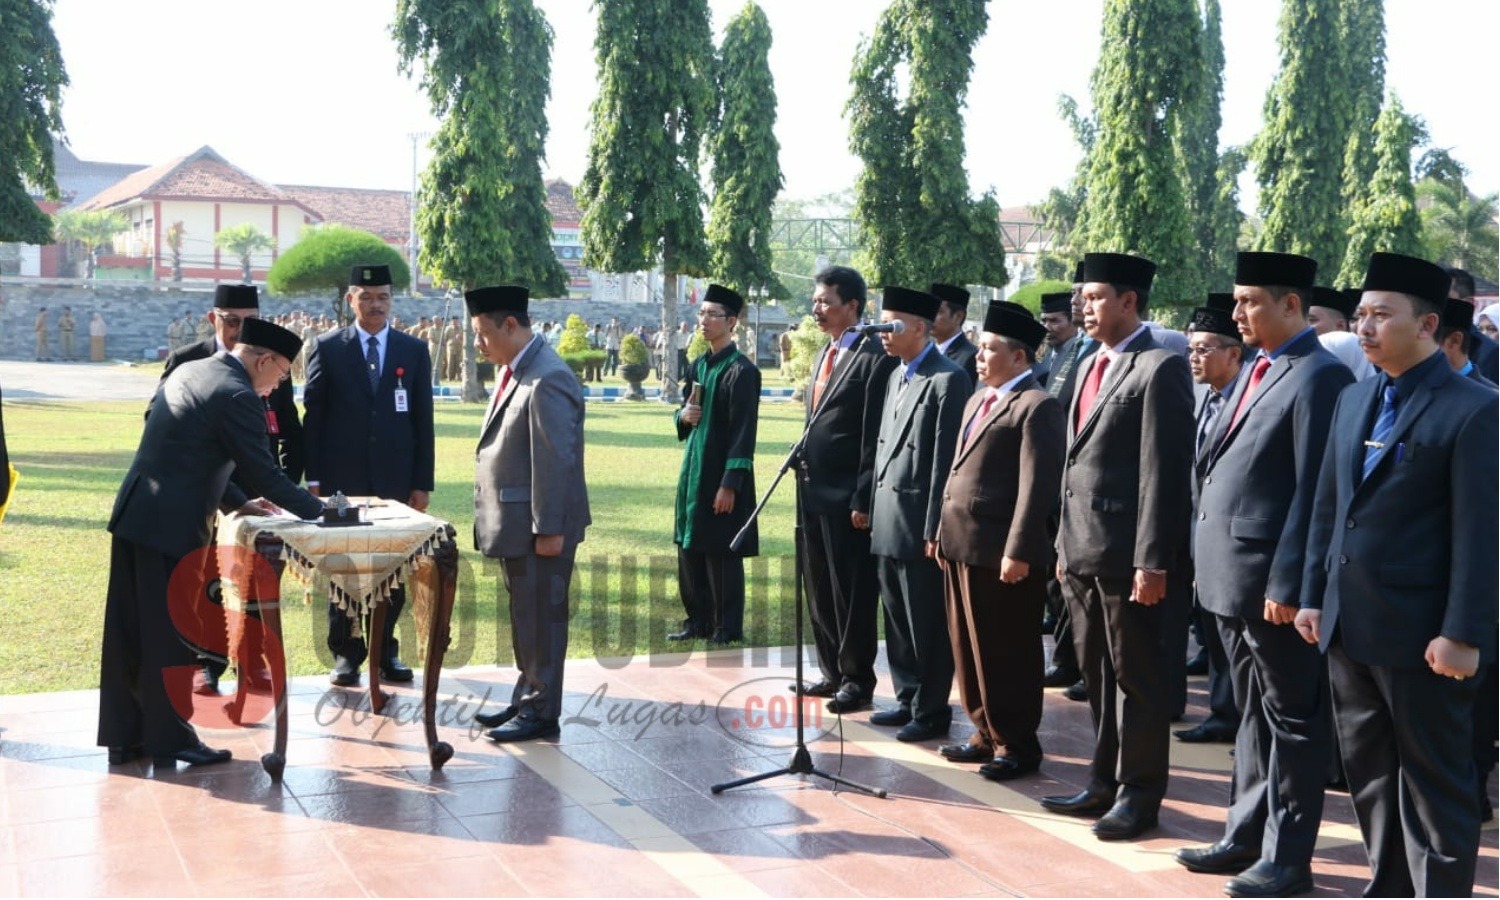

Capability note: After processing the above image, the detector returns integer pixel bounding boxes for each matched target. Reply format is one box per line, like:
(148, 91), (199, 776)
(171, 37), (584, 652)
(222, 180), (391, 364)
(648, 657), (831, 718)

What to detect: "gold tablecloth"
(215, 500), (450, 639)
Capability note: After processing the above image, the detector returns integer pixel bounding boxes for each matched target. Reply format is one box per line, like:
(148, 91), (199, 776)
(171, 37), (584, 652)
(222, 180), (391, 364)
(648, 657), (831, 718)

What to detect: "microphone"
(852, 320), (905, 336)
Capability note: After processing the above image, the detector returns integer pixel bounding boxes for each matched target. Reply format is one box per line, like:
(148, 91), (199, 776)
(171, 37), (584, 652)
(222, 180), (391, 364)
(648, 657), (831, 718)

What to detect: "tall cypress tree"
(0, 0), (68, 245)
(395, 0), (567, 402)
(706, 2), (783, 299)
(1338, 94), (1423, 286)
(579, 0), (715, 403)
(1176, 0), (1238, 290)
(1252, 0), (1351, 276)
(1337, 0), (1386, 237)
(847, 0), (1007, 291)
(1076, 0), (1203, 315)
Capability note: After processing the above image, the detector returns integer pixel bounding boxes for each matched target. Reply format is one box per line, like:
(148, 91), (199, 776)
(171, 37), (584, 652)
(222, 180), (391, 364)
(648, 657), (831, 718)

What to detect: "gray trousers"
(499, 546), (576, 721)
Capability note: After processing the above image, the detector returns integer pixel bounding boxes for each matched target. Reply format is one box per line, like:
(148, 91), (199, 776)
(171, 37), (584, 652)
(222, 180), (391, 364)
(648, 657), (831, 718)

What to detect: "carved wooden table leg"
(368, 599), (389, 715)
(252, 533), (289, 783)
(424, 528), (459, 770)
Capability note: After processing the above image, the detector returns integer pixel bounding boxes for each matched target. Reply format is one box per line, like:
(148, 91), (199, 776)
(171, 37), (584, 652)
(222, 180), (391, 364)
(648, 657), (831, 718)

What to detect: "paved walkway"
(1, 646), (1494, 897)
(0, 360), (158, 402)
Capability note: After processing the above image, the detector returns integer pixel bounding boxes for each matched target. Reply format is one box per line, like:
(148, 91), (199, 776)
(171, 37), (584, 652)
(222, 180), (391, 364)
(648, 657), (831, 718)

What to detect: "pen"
(1395, 442), (1405, 463)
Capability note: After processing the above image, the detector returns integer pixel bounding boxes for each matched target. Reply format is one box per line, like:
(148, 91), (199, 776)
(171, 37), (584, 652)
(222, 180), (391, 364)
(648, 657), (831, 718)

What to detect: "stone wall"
(0, 281), (795, 362)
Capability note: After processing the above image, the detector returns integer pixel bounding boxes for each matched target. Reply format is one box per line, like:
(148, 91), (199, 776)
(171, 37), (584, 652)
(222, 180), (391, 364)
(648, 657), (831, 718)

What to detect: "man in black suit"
(153, 284), (305, 696)
(1175, 253), (1353, 898)
(1307, 284), (1357, 335)
(1040, 252), (1194, 841)
(1297, 253), (1497, 897)
(930, 283), (979, 387)
(935, 301), (1064, 780)
(100, 318), (324, 768)
(1437, 297), (1498, 388)
(868, 286), (972, 743)
(303, 264), (435, 687)
(1446, 266), (1499, 381)
(795, 266), (897, 713)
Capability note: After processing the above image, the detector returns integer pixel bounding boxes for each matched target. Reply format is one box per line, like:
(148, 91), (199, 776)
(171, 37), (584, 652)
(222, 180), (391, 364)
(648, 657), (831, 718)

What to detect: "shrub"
(620, 333), (649, 366)
(786, 315), (829, 385)
(557, 313), (591, 355)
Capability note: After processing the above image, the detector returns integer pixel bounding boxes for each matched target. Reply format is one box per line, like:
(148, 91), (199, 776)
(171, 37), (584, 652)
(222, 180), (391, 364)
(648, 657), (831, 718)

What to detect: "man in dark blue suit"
(303, 264), (435, 686)
(1297, 253), (1497, 897)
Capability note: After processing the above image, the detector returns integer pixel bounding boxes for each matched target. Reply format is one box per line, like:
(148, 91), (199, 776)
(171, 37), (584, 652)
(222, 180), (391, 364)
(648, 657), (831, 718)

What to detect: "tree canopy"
(267, 225), (411, 299)
(0, 0), (68, 245)
(1338, 94), (1424, 286)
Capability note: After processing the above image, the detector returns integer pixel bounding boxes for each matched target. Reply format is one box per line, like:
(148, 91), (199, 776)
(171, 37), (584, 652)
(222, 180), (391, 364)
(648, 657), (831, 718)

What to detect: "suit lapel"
(878, 351), (934, 475)
(480, 342), (532, 442)
(953, 384), (1025, 468)
(1354, 368), (1441, 493)
(1072, 349), (1136, 445)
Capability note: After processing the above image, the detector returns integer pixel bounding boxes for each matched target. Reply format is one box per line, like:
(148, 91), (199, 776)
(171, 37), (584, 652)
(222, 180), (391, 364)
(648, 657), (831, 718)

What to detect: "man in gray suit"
(1297, 253), (1497, 897)
(99, 318), (324, 768)
(1040, 252), (1194, 841)
(868, 286), (972, 742)
(1175, 253), (1353, 898)
(467, 285), (590, 743)
(930, 283), (979, 387)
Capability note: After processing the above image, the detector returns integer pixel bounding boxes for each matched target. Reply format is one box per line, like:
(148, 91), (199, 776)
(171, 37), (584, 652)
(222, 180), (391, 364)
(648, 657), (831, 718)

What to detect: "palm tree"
(165, 220), (186, 282)
(1419, 178), (1499, 281)
(52, 209), (128, 280)
(214, 223), (276, 283)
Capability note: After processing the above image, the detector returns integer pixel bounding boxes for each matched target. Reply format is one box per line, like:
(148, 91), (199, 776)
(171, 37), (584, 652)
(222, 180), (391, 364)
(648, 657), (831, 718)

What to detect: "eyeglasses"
(260, 353), (291, 381)
(1187, 344), (1227, 357)
(696, 310), (728, 320)
(214, 312), (254, 327)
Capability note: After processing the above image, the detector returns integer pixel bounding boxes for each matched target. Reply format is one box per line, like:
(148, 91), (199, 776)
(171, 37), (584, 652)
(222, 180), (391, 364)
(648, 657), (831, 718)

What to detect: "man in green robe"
(670, 284), (760, 645)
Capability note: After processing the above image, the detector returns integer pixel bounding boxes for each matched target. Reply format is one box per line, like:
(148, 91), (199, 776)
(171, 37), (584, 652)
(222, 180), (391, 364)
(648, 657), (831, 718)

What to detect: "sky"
(48, 0), (1499, 215)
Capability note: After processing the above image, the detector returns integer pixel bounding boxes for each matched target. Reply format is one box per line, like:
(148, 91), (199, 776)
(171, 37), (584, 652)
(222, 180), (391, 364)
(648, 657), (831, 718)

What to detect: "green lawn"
(0, 397), (811, 694)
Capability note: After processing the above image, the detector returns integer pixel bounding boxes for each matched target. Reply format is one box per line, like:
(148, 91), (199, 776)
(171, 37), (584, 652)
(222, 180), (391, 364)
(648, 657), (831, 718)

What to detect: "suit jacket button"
(1065, 489), (1073, 498)
(1346, 518), (1355, 528)
(1205, 475), (1212, 484)
(1339, 555), (1349, 565)
(1199, 512), (1206, 521)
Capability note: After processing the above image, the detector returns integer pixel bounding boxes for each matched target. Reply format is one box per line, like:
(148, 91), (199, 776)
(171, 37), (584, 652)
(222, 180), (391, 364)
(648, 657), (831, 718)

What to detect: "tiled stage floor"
(0, 645), (1494, 897)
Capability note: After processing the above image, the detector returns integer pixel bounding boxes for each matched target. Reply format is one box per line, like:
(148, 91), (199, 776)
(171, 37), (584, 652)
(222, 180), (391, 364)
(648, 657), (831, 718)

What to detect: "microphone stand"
(712, 329), (887, 798)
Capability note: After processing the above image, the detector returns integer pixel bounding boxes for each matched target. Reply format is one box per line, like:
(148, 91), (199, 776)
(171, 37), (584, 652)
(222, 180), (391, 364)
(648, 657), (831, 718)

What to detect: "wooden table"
(213, 503), (459, 782)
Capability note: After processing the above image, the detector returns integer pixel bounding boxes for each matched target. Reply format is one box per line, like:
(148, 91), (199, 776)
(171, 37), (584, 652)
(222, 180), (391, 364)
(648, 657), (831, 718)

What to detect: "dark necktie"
(1074, 352), (1110, 429)
(1197, 390), (1224, 455)
(1361, 385), (1398, 482)
(1048, 338), (1084, 399)
(365, 336), (380, 392)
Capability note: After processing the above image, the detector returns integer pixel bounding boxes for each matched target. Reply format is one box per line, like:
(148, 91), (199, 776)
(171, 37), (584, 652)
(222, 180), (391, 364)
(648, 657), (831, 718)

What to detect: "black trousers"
(943, 558), (1044, 763)
(800, 510), (880, 697)
(1217, 614), (1330, 865)
(877, 555), (953, 729)
(677, 548), (744, 641)
(1062, 569), (1171, 808)
(97, 537), (200, 755)
(1192, 592), (1239, 730)
(1329, 639), (1481, 897)
(499, 548), (576, 721)
(1160, 566), (1192, 720)
(1047, 579), (1079, 676)
(327, 587), (405, 671)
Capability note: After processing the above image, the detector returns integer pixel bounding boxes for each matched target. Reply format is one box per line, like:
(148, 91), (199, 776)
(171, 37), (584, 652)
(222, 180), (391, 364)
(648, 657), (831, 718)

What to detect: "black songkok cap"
(214, 284), (259, 309)
(1442, 297), (1475, 330)
(1189, 306), (1240, 342)
(703, 283), (744, 316)
(1311, 285), (1357, 320)
(1205, 292), (1236, 314)
(929, 283), (970, 309)
(349, 264), (393, 287)
(238, 316), (302, 361)
(465, 285), (529, 318)
(1072, 260), (1085, 284)
(1361, 252), (1451, 306)
(1040, 291), (1073, 315)
(982, 300), (1046, 351)
(1235, 251), (1317, 290)
(1081, 252), (1157, 291)
(881, 286), (941, 322)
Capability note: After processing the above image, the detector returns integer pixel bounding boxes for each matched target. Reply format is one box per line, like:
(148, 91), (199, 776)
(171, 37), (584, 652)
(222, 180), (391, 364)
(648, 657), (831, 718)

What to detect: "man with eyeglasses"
(304, 264), (435, 688)
(153, 284), (307, 695)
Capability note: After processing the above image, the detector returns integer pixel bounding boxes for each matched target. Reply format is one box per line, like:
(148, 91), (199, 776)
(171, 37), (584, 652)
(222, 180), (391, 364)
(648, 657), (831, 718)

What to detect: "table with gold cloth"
(213, 500), (458, 781)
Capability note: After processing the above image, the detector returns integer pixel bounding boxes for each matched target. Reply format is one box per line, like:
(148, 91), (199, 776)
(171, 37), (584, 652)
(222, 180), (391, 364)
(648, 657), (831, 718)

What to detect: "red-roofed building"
(277, 185), (411, 249)
(78, 146), (323, 281)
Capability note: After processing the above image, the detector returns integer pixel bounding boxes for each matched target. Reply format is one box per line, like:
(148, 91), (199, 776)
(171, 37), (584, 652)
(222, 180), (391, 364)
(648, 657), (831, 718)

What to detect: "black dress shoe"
(1043, 666), (1080, 688)
(896, 720), (949, 743)
(1173, 722), (1236, 744)
(1063, 680), (1089, 702)
(1174, 840), (1260, 874)
(979, 757), (1040, 782)
(1091, 800), (1158, 841)
(380, 658), (414, 683)
(154, 743), (232, 768)
(868, 707), (912, 727)
(1185, 652), (1209, 676)
(474, 705), (519, 728)
(1040, 789), (1114, 817)
(329, 668), (360, 687)
(826, 690), (871, 714)
(486, 717), (560, 743)
(939, 742), (993, 763)
(107, 745), (146, 765)
(666, 628), (704, 641)
(789, 680), (838, 698)
(1224, 860), (1313, 898)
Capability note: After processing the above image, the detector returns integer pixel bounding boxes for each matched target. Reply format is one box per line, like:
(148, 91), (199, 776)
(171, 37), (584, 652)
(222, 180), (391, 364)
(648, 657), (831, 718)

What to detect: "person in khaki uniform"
(57, 307), (76, 360)
(34, 307), (50, 360)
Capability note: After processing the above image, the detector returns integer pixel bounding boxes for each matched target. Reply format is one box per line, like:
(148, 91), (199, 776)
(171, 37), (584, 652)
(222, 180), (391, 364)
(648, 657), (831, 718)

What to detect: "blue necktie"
(1361, 385), (1398, 482)
(1197, 391), (1223, 455)
(366, 336), (380, 392)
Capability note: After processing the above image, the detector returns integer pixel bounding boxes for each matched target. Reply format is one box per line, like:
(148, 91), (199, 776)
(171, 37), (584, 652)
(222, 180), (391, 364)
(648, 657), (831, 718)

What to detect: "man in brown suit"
(936, 300), (1065, 781)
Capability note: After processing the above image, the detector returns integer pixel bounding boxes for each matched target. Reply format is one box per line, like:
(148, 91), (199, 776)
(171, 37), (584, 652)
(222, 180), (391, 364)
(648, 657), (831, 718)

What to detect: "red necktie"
(1229, 355), (1271, 429)
(812, 346), (837, 408)
(1075, 353), (1111, 429)
(963, 392), (998, 448)
(488, 366), (512, 419)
